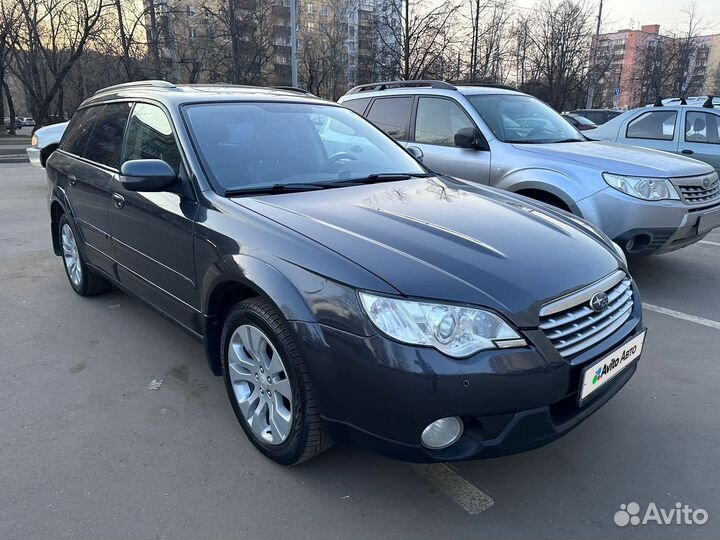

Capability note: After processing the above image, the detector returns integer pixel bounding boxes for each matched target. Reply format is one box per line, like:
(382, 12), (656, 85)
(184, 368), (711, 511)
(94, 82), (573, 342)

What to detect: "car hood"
(512, 140), (713, 177)
(34, 121), (68, 147)
(233, 178), (621, 326)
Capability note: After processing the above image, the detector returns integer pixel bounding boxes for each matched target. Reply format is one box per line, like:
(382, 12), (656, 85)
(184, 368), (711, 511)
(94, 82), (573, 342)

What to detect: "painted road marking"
(698, 240), (720, 247)
(408, 463), (494, 514)
(643, 303), (720, 331)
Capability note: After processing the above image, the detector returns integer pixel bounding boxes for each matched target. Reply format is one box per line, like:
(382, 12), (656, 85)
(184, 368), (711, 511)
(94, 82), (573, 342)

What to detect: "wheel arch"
(200, 256), (317, 376)
(498, 170), (582, 215)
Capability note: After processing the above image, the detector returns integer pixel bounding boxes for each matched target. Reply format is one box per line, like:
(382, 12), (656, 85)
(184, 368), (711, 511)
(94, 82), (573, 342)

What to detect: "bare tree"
(631, 4), (706, 106)
(466, 0), (511, 83)
(517, 0), (594, 110)
(0, 0), (19, 134)
(374, 0), (460, 81)
(8, 0), (112, 126)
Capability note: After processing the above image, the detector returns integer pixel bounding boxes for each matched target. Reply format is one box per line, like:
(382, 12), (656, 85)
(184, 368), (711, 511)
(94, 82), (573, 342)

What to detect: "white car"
(26, 121), (68, 167)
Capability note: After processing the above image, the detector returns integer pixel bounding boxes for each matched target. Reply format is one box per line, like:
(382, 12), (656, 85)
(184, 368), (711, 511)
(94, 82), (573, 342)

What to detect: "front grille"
(674, 174), (720, 204)
(539, 271), (634, 358)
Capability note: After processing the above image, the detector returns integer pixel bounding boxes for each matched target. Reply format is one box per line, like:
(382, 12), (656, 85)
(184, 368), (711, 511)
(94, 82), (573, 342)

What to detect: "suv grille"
(674, 174), (720, 204)
(539, 271), (633, 358)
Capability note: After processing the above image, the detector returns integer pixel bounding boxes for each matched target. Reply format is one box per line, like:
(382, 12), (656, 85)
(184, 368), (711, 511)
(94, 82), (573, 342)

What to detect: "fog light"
(421, 417), (463, 450)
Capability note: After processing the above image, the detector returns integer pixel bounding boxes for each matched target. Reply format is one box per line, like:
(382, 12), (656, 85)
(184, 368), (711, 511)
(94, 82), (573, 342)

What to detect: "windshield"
(467, 94), (584, 143)
(183, 102), (427, 192)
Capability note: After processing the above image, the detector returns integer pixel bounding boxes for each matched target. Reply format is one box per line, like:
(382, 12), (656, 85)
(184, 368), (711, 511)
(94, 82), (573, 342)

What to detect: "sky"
(510, 0), (720, 34)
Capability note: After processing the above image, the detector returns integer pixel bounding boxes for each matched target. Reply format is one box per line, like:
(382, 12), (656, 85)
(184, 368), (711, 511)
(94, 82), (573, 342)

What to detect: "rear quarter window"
(342, 98), (370, 116)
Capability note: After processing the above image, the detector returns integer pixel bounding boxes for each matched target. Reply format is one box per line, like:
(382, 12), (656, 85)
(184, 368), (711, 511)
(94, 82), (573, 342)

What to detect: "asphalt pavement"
(1, 162), (718, 540)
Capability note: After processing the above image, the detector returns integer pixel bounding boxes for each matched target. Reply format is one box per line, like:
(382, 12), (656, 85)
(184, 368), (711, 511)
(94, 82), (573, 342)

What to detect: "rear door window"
(83, 103), (132, 168)
(365, 97), (413, 140)
(60, 107), (102, 157)
(685, 111), (720, 144)
(626, 110), (677, 140)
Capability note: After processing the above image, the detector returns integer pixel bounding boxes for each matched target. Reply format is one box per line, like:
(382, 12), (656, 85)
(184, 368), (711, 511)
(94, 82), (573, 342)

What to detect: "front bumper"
(577, 187), (720, 255)
(26, 147), (42, 167)
(288, 295), (644, 462)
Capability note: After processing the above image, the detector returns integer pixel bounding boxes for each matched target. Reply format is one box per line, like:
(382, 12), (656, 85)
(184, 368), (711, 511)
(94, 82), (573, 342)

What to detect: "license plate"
(579, 330), (646, 403)
(699, 208), (720, 234)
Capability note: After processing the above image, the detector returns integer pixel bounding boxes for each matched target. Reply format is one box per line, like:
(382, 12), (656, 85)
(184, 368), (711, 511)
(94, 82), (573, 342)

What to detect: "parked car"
(22, 117), (36, 128)
(47, 81), (645, 465)
(338, 80), (720, 255)
(568, 108), (623, 125)
(562, 112), (598, 131)
(586, 104), (720, 174)
(26, 121), (68, 167)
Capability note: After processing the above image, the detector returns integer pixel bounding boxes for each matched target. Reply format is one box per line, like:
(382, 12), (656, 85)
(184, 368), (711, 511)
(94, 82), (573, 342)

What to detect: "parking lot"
(1, 161), (718, 539)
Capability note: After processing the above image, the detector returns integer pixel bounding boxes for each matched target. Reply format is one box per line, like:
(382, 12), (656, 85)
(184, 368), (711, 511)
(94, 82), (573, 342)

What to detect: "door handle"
(681, 149), (694, 155)
(68, 174), (77, 187)
(112, 193), (125, 209)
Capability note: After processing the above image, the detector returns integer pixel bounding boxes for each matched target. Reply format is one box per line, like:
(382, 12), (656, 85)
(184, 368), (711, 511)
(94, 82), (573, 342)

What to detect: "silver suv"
(338, 81), (720, 255)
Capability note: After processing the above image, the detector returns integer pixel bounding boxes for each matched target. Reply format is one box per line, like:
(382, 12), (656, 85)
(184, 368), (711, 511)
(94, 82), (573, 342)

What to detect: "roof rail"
(451, 81), (518, 92)
(94, 80), (176, 95)
(271, 85), (315, 96)
(703, 95), (715, 108)
(345, 80), (457, 95)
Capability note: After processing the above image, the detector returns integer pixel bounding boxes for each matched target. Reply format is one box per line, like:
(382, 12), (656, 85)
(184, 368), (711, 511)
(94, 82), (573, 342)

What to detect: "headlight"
(603, 173), (679, 201)
(611, 241), (628, 267)
(31, 135), (38, 147)
(359, 292), (526, 358)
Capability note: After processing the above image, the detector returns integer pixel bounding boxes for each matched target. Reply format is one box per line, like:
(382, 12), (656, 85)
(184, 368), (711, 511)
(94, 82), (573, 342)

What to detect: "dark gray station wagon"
(47, 81), (646, 464)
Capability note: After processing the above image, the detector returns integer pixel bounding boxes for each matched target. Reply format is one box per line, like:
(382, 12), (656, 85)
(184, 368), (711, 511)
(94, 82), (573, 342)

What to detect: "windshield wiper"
(224, 183), (327, 196)
(325, 172), (433, 187)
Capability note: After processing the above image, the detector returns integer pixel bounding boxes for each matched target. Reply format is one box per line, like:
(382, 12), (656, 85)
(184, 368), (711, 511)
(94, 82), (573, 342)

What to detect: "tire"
(58, 214), (112, 296)
(221, 297), (331, 465)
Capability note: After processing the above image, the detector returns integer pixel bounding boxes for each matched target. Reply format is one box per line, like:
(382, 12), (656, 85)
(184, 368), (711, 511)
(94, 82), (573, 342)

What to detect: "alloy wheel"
(61, 223), (82, 287)
(227, 324), (294, 445)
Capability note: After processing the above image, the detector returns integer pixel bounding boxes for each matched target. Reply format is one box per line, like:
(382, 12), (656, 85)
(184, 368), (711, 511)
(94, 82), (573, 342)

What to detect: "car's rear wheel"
(221, 297), (331, 465)
(58, 214), (112, 296)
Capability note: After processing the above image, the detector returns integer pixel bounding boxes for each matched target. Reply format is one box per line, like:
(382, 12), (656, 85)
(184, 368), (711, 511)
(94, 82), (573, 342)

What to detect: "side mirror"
(406, 145), (424, 161)
(454, 127), (485, 150)
(119, 159), (177, 192)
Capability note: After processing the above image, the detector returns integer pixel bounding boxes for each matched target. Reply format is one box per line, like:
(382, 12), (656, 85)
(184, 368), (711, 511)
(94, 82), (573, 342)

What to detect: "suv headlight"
(603, 173), (679, 201)
(359, 292), (526, 358)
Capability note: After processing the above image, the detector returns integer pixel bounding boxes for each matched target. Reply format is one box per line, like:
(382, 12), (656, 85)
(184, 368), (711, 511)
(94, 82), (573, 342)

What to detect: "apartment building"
(591, 24), (720, 109)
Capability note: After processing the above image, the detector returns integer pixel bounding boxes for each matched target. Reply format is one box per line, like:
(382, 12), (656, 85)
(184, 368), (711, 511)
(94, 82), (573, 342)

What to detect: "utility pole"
(586, 0), (603, 109)
(290, 0), (298, 87)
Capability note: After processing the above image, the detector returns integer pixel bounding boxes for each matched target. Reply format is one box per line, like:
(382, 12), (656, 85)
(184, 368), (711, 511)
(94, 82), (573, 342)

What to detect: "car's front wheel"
(58, 214), (112, 296)
(221, 297), (331, 465)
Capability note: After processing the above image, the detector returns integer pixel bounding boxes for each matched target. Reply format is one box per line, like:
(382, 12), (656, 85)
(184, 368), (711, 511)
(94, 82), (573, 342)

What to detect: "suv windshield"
(183, 102), (427, 192)
(467, 94), (584, 144)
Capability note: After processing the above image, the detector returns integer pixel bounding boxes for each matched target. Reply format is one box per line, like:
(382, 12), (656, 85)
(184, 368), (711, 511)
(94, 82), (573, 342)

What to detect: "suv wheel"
(221, 297), (331, 465)
(58, 214), (112, 296)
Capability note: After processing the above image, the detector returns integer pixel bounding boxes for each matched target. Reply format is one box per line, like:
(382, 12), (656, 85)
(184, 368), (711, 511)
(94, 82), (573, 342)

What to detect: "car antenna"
(653, 96), (663, 107)
(703, 95), (715, 108)
(680, 97), (687, 105)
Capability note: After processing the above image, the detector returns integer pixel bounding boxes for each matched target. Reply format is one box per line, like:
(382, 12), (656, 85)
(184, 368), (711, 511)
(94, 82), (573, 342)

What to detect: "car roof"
(339, 82), (522, 101)
(80, 81), (337, 109)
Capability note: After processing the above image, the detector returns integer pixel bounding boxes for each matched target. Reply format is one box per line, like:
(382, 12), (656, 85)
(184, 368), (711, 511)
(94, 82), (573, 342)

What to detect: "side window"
(83, 103), (132, 168)
(414, 97), (475, 146)
(60, 107), (101, 157)
(626, 110), (677, 141)
(343, 97), (370, 116)
(365, 97), (412, 140)
(685, 111), (720, 144)
(122, 103), (182, 173)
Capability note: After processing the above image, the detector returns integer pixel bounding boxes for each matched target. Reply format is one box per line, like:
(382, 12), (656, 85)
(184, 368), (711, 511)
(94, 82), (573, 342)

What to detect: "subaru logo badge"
(703, 176), (712, 189)
(589, 292), (609, 312)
